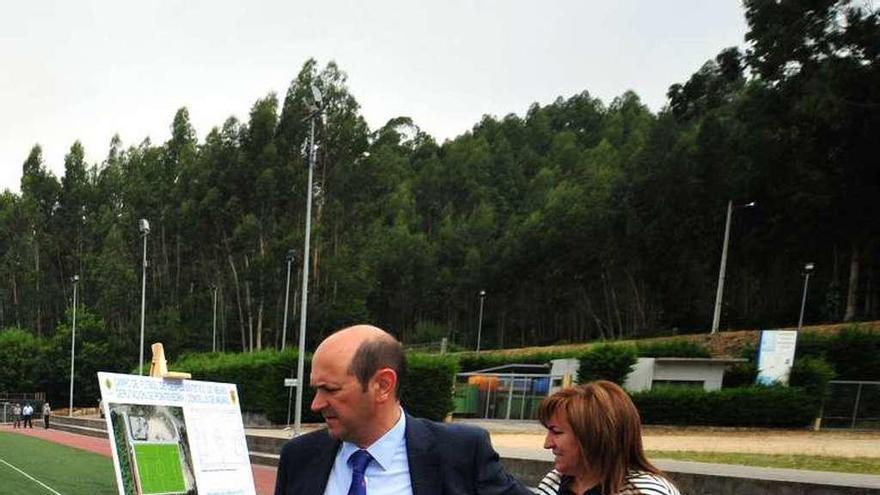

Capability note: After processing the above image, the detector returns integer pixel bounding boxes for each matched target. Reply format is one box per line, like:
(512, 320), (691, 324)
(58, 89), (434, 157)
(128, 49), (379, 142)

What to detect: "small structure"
(623, 357), (747, 392)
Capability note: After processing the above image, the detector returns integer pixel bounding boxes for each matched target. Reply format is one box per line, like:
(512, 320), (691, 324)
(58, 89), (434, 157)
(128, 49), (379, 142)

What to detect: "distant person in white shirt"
(22, 403), (34, 428)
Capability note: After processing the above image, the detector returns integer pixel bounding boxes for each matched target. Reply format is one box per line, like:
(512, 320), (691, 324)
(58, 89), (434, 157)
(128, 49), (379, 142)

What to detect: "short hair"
(538, 380), (661, 494)
(348, 336), (406, 398)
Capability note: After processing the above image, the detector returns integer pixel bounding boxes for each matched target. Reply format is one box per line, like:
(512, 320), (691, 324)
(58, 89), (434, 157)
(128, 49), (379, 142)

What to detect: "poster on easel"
(98, 372), (256, 495)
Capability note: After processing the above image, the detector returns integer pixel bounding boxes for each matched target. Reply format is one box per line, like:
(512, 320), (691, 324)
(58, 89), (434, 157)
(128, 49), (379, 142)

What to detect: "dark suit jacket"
(274, 414), (533, 495)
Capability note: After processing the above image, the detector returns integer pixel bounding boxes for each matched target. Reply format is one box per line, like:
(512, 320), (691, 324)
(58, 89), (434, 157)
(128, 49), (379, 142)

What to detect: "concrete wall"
(653, 361), (727, 391)
(624, 358), (729, 392)
(504, 456), (880, 495)
(623, 358), (656, 392)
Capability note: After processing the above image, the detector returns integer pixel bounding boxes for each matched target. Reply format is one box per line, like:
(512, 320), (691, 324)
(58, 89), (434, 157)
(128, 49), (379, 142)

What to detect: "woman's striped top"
(531, 469), (681, 495)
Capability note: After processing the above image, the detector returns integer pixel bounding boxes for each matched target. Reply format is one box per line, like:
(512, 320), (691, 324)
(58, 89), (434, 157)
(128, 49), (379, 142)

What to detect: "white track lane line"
(0, 458), (63, 495)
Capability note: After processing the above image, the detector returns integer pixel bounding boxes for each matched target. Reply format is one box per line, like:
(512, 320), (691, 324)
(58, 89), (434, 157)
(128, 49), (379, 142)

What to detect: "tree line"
(0, 1), (877, 368)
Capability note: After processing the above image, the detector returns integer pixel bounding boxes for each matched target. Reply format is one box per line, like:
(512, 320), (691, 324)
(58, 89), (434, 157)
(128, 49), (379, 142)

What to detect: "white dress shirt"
(324, 408), (412, 495)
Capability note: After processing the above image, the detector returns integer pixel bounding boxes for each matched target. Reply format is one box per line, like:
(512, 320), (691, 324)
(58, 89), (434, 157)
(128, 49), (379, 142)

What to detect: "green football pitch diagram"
(133, 442), (187, 494)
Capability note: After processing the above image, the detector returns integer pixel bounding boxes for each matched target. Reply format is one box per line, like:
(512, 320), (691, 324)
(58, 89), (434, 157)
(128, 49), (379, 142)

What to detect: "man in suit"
(274, 324), (533, 495)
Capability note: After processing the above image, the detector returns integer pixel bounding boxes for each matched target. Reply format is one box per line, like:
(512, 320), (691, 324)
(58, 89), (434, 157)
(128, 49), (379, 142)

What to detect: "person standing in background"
(12, 403), (21, 428)
(22, 402), (33, 428)
(42, 402), (51, 429)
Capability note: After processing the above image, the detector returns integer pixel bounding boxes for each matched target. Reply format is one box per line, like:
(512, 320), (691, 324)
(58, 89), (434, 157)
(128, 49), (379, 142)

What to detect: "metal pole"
(212, 287), (218, 352)
(294, 116), (316, 436)
(281, 256), (292, 351)
(851, 383), (863, 429)
(476, 292), (485, 353)
(505, 377), (514, 419)
(711, 200), (733, 334)
(139, 233), (148, 375)
(798, 272), (812, 331)
(68, 279), (78, 417)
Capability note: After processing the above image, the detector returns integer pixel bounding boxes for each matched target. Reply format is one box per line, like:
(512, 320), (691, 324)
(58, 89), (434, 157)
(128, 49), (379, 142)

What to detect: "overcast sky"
(0, 1), (748, 193)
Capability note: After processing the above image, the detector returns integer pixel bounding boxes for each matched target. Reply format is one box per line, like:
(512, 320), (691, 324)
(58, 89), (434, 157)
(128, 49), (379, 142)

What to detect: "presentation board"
(98, 372), (256, 495)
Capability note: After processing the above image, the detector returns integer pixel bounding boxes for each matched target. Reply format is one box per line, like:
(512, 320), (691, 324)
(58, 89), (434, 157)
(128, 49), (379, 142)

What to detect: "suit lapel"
(302, 434), (340, 495)
(405, 415), (442, 495)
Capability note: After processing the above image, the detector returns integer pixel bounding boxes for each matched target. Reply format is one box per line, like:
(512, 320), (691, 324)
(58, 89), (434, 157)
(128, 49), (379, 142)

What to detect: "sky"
(0, 1), (748, 193)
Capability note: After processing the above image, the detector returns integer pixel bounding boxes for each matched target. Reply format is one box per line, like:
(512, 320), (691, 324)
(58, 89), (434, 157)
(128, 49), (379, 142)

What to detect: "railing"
(454, 372), (558, 420)
(820, 380), (880, 429)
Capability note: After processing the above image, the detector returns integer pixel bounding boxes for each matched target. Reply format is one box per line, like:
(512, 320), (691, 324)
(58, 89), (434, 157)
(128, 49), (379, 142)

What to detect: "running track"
(1, 424), (277, 495)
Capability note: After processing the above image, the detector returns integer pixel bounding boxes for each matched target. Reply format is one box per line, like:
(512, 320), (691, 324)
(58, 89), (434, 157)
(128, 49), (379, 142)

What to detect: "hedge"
(635, 340), (710, 358)
(171, 348), (458, 423)
(455, 338), (710, 373)
(632, 386), (820, 427)
(400, 354), (458, 421)
(577, 344), (637, 385)
(796, 326), (880, 380)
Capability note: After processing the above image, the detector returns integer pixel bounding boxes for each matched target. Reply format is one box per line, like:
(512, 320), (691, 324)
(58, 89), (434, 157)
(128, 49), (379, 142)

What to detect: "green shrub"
(401, 354), (458, 421)
(722, 362), (757, 388)
(456, 350), (581, 372)
(789, 357), (835, 399)
(636, 339), (710, 358)
(632, 386), (819, 427)
(578, 344), (637, 385)
(795, 326), (880, 380)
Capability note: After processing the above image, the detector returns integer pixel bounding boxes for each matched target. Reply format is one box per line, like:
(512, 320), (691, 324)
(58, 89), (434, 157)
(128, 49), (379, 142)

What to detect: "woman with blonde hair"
(533, 380), (680, 495)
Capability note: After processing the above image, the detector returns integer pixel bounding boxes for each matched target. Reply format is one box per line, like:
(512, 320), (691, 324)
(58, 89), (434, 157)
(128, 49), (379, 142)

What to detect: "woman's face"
(542, 409), (585, 476)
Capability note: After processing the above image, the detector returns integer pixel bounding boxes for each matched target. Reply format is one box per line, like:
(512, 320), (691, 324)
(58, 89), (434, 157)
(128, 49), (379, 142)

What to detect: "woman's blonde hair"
(538, 380), (660, 494)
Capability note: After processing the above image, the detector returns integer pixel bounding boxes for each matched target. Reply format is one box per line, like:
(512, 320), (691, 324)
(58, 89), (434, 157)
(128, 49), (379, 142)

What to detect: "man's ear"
(372, 367), (398, 402)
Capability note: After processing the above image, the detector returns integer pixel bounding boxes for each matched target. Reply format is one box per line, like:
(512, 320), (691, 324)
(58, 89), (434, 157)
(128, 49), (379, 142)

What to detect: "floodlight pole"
(69, 275), (79, 417)
(295, 93), (321, 436)
(281, 250), (294, 350)
(798, 263), (815, 331)
(212, 285), (218, 352)
(476, 290), (486, 353)
(711, 201), (755, 334)
(139, 220), (150, 375)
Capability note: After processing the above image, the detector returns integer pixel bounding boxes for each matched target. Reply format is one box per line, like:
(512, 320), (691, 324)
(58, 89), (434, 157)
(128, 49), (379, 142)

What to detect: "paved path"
(2, 424), (278, 495)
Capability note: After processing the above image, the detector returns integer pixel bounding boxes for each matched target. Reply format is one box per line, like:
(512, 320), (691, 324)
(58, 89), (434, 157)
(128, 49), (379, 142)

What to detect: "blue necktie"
(348, 449), (373, 495)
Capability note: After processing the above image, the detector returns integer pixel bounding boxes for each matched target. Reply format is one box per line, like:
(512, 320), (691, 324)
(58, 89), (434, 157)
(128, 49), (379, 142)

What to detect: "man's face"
(309, 344), (375, 445)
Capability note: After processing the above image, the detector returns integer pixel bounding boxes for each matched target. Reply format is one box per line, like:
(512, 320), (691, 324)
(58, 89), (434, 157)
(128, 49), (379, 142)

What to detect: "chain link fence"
(820, 380), (880, 429)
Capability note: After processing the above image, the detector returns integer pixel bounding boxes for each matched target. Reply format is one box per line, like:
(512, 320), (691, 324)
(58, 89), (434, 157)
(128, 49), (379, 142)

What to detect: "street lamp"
(798, 262), (816, 331)
(211, 285), (218, 352)
(138, 218), (150, 375)
(476, 290), (486, 353)
(710, 200), (756, 334)
(69, 275), (79, 417)
(294, 84), (323, 436)
(281, 249), (295, 351)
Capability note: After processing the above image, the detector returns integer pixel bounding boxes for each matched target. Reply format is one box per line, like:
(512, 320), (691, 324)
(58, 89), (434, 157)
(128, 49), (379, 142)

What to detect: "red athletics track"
(1, 424), (277, 495)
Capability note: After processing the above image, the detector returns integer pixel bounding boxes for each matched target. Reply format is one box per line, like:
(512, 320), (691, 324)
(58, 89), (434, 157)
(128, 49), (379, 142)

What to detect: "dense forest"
(1, 1), (878, 368)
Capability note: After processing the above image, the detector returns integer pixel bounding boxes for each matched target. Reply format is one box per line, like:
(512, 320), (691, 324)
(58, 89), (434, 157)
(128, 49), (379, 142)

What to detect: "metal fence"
(454, 371), (558, 420)
(0, 393), (46, 424)
(820, 380), (880, 429)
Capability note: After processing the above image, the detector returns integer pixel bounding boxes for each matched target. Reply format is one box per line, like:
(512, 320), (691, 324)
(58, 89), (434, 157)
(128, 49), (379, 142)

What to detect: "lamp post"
(710, 200), (755, 334)
(798, 262), (815, 331)
(476, 290), (486, 353)
(68, 275), (79, 417)
(138, 218), (150, 375)
(211, 285), (218, 352)
(281, 249), (295, 351)
(294, 84), (323, 436)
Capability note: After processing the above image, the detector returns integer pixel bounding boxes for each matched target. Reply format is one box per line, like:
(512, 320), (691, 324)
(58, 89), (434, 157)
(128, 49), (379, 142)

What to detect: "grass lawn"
(0, 431), (118, 495)
(650, 450), (880, 475)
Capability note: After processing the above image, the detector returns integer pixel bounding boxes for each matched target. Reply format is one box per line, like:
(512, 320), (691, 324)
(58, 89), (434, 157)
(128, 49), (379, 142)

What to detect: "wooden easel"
(148, 343), (192, 379)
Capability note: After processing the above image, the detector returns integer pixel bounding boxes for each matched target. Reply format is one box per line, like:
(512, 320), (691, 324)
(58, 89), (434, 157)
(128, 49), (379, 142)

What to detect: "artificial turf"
(0, 431), (118, 495)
